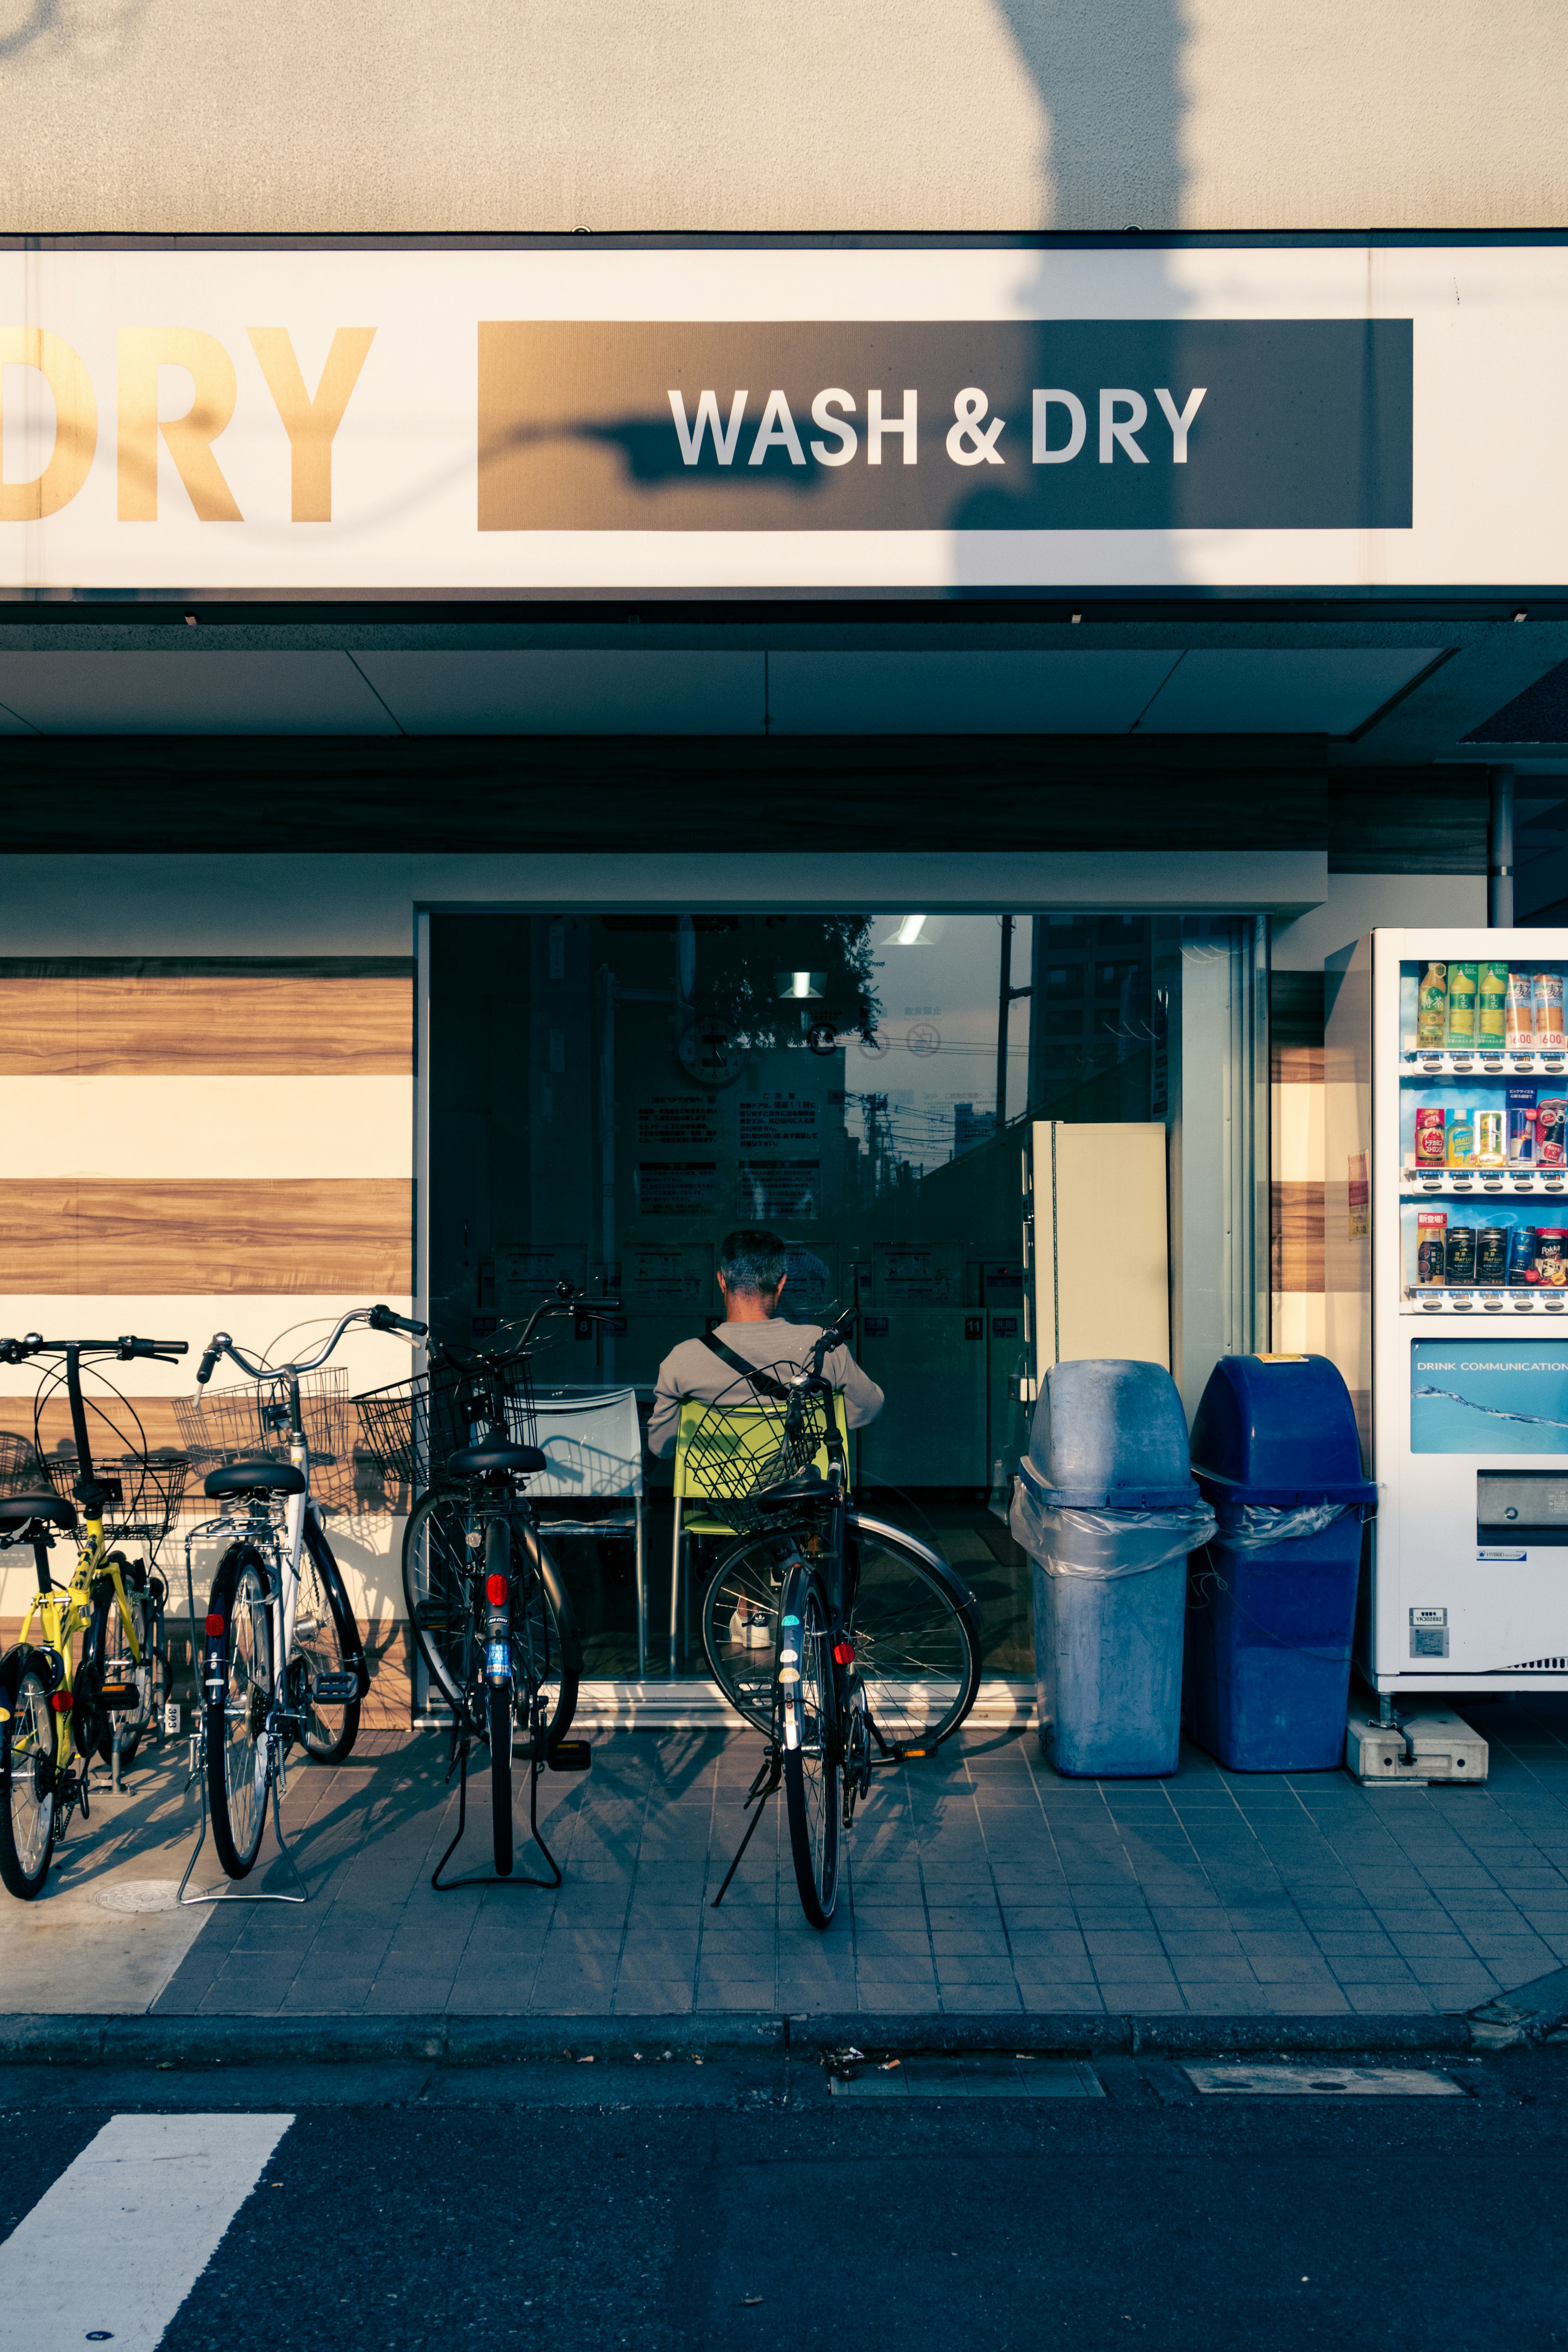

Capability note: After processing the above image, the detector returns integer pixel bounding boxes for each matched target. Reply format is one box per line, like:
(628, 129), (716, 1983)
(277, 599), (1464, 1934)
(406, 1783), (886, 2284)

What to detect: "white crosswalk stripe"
(0, 2111), (294, 2351)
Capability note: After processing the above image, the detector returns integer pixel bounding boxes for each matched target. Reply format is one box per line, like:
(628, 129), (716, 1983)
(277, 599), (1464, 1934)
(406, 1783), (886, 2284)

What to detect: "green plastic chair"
(668, 1390), (850, 1678)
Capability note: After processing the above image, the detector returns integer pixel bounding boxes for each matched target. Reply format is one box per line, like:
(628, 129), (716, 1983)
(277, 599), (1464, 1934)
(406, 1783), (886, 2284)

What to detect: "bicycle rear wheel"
(844, 1515), (983, 1752)
(778, 1562), (839, 1929)
(89, 1579), (155, 1771)
(205, 1544), (273, 1880)
(294, 1518), (362, 1764)
(403, 1492), (580, 1748)
(699, 1526), (802, 1733)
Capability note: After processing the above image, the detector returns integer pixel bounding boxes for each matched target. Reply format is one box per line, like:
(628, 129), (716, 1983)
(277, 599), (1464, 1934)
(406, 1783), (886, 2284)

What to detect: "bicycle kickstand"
(431, 1703), (563, 1894)
(178, 1742), (309, 1907)
(710, 1744), (784, 1909)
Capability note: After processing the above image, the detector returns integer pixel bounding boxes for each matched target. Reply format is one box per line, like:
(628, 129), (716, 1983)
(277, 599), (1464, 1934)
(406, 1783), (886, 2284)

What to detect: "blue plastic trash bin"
(1185, 1353), (1377, 1773)
(1010, 1361), (1215, 1778)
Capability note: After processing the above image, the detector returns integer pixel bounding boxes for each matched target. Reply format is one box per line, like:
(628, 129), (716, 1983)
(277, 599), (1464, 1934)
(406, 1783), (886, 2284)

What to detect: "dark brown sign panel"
(478, 320), (1413, 533)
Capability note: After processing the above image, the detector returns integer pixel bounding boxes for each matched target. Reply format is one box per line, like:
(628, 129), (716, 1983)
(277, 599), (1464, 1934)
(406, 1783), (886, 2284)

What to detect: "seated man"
(647, 1227), (884, 1458)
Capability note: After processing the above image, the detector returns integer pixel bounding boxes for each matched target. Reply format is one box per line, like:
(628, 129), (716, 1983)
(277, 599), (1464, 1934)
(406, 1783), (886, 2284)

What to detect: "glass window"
(428, 910), (1178, 1688)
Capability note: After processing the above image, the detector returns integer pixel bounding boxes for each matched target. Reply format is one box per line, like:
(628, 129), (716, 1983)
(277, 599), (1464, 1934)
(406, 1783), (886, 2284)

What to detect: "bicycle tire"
(487, 1521), (514, 1876)
(402, 1491), (581, 1748)
(205, 1544), (273, 1880)
(88, 1578), (155, 1771)
(700, 1514), (982, 1750)
(778, 1561), (839, 1929)
(0, 1657), (56, 1901)
(295, 1517), (362, 1764)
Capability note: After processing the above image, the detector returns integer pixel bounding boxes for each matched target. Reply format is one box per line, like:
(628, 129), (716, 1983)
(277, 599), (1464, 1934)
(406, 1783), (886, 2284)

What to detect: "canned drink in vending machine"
(1509, 1225), (1538, 1285)
(1538, 1098), (1568, 1167)
(1474, 1108), (1507, 1166)
(1536, 1229), (1568, 1286)
(1414, 1106), (1448, 1164)
(1508, 1084), (1538, 1163)
(1446, 1225), (1477, 1283)
(1417, 1209), (1448, 1284)
(1476, 1225), (1510, 1283)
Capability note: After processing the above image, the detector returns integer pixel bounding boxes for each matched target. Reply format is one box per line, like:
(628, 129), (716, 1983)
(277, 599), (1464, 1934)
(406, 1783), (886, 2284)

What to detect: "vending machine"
(1327, 929), (1568, 1693)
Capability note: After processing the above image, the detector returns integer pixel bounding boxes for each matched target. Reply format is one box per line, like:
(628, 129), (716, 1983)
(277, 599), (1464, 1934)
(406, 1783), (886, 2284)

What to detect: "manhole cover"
(94, 1881), (183, 1915)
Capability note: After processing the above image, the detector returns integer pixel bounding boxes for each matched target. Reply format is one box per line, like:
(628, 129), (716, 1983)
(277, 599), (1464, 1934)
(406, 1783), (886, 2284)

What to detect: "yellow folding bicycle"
(0, 1333), (188, 1900)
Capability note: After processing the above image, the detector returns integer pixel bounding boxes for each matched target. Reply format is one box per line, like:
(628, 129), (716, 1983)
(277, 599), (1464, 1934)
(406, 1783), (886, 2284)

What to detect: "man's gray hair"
(719, 1228), (788, 1296)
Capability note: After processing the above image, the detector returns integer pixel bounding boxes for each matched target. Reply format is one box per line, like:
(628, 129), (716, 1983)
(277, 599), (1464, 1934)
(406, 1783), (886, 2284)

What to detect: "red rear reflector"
(51, 1692), (71, 1712)
(486, 1573), (508, 1605)
(833, 1642), (855, 1666)
(205, 1613), (225, 1637)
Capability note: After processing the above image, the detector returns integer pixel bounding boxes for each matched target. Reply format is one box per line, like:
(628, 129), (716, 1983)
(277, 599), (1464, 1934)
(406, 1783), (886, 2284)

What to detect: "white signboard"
(0, 244), (1561, 592)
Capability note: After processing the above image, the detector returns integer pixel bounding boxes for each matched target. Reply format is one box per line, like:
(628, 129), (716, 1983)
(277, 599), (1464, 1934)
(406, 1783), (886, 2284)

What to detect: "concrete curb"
(0, 2007), (1485, 2066)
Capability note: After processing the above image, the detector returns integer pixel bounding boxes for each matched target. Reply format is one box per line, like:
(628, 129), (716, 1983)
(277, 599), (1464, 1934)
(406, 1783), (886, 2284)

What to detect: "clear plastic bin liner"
(1211, 1500), (1352, 1551)
(1010, 1484), (1215, 1580)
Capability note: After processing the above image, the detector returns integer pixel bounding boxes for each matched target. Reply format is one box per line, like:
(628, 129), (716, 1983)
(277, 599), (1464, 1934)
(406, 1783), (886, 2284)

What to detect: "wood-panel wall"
(0, 970), (412, 1076)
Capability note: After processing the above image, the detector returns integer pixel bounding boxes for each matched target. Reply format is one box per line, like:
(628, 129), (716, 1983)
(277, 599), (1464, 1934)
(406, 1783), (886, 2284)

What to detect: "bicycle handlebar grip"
(196, 1335), (228, 1386)
(117, 1335), (190, 1359)
(368, 1304), (428, 1336)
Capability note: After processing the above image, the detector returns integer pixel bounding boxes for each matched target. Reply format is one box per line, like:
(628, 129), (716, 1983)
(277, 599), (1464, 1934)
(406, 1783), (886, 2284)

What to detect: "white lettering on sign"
(1100, 388), (1149, 463)
(1032, 389), (1087, 464)
(946, 387), (1005, 466)
(667, 387), (748, 465)
(866, 388), (918, 465)
(1154, 384), (1207, 462)
(808, 388), (858, 467)
(748, 388), (807, 466)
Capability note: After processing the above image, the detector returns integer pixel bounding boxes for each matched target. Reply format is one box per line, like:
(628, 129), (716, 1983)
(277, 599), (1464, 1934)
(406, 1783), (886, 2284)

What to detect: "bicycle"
(175, 1303), (423, 1891)
(0, 1332), (190, 1901)
(695, 1307), (984, 1927)
(370, 1281), (610, 1886)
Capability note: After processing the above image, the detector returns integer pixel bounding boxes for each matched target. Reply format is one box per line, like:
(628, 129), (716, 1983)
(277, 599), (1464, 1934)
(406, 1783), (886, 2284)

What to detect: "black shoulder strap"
(698, 1327), (795, 1402)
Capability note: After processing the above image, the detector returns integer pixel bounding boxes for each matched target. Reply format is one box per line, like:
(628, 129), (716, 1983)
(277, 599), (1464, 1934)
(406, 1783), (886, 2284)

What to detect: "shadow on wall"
(0, 0), (158, 64)
(991, 0), (1188, 231)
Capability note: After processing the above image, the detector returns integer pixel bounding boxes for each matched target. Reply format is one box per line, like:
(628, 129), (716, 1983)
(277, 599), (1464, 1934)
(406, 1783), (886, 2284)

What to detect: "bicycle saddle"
(0, 1492), (76, 1530)
(447, 1437), (547, 1479)
(203, 1459), (308, 1498)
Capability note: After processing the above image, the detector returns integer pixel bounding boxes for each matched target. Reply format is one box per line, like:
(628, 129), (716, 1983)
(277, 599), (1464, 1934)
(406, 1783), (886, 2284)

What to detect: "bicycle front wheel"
(205, 1545), (274, 1880)
(778, 1562), (839, 1929)
(403, 1493), (581, 1749)
(0, 1661), (56, 1901)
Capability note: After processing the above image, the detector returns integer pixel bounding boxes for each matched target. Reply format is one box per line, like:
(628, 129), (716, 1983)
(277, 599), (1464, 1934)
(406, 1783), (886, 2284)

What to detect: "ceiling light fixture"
(893, 915), (928, 946)
(775, 970), (826, 999)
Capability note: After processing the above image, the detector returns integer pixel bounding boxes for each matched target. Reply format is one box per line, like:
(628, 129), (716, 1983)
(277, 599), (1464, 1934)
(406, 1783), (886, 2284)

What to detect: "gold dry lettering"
(0, 329), (97, 521)
(117, 327), (243, 523)
(247, 327), (376, 522)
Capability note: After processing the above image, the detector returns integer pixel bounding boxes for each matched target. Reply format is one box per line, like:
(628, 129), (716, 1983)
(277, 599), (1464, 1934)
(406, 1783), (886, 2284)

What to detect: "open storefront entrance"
(425, 904), (1266, 1715)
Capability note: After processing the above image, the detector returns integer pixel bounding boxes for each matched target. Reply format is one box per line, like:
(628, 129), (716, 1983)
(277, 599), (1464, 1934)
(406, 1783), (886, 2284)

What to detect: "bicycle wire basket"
(0, 1427), (192, 1545)
(679, 1378), (833, 1536)
(354, 1350), (538, 1490)
(173, 1368), (361, 1512)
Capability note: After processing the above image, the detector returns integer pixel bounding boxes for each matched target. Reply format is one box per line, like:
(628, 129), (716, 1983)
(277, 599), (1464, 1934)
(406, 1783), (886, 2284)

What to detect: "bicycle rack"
(430, 1693), (562, 1894)
(176, 1518), (310, 1909)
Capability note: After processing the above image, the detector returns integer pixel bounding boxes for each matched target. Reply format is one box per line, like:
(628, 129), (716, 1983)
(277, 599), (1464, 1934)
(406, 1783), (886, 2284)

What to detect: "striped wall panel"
(0, 959), (418, 1725)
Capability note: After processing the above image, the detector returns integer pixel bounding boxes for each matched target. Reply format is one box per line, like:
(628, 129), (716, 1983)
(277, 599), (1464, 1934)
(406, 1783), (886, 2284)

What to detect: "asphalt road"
(3, 2045), (1565, 2352)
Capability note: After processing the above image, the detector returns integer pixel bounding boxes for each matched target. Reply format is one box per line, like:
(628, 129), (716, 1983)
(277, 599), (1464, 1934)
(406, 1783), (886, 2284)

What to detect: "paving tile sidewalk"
(129, 1693), (1568, 2021)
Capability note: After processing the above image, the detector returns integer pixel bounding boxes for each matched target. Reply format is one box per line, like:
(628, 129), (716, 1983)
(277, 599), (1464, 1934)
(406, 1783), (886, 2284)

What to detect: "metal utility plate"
(829, 2056), (1103, 2099)
(1184, 2065), (1462, 2096)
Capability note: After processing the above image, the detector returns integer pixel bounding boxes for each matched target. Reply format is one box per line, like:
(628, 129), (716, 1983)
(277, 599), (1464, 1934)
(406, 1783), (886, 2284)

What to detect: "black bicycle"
(372, 1282), (609, 1885)
(697, 1307), (984, 1927)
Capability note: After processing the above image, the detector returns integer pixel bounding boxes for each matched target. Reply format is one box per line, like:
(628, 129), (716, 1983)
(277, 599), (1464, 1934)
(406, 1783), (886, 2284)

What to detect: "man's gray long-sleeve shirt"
(646, 1318), (885, 1458)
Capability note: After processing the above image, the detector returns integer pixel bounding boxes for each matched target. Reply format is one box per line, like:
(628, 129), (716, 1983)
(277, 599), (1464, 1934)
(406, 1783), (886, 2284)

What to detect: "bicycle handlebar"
(196, 1303), (427, 1388)
(0, 1333), (189, 1364)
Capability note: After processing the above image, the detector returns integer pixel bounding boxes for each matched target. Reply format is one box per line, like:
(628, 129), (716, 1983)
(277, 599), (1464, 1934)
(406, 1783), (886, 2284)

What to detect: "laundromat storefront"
(0, 234), (1551, 1722)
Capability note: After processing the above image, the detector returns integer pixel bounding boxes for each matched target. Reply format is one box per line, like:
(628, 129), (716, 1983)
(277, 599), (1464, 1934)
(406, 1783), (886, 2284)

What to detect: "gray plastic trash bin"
(1010, 1360), (1215, 1778)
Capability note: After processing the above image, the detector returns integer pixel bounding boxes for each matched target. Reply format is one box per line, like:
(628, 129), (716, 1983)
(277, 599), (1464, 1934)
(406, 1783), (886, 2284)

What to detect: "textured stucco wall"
(0, 0), (1561, 235)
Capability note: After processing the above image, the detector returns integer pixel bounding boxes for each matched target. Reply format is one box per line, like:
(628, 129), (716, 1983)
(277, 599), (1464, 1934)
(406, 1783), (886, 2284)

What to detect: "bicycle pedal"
(309, 1672), (359, 1704)
(546, 1739), (592, 1774)
(99, 1682), (139, 1711)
